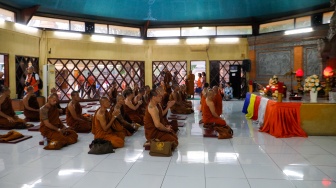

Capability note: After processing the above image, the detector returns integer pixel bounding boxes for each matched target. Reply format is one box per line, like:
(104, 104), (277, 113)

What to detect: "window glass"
(28, 16), (69, 30)
(181, 27), (216, 36)
(94, 24), (108, 34)
(260, 19), (294, 34)
(109, 25), (140, 36)
(323, 11), (334, 24)
(295, 16), (311, 28)
(0, 8), (15, 22)
(217, 26), (252, 35)
(147, 28), (180, 37)
(70, 21), (85, 32)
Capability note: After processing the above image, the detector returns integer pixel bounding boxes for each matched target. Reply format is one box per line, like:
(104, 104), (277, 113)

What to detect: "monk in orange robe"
(203, 89), (227, 126)
(156, 87), (177, 132)
(40, 94), (78, 149)
(179, 85), (192, 108)
(163, 68), (173, 94)
(199, 83), (209, 124)
(169, 85), (193, 114)
(107, 81), (118, 105)
(23, 86), (40, 122)
(111, 94), (140, 136)
(186, 70), (195, 98)
(92, 97), (124, 148)
(66, 91), (92, 133)
(0, 86), (32, 129)
(212, 86), (223, 116)
(144, 89), (178, 150)
(51, 87), (66, 115)
(123, 89), (144, 125)
(133, 88), (146, 116)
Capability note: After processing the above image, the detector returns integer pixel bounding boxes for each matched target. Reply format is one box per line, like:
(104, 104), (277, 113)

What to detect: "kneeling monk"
(66, 91), (91, 133)
(144, 90), (178, 150)
(203, 89), (227, 126)
(40, 94), (78, 149)
(23, 86), (40, 122)
(92, 97), (124, 148)
(0, 86), (32, 129)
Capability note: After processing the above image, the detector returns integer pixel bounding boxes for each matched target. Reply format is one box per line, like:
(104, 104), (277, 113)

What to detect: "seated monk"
(179, 85), (192, 108)
(123, 89), (144, 125)
(66, 91), (91, 133)
(144, 89), (178, 150)
(143, 85), (151, 105)
(212, 86), (223, 116)
(111, 94), (140, 136)
(159, 81), (169, 109)
(40, 94), (78, 149)
(169, 85), (193, 114)
(23, 86), (40, 122)
(107, 81), (118, 105)
(199, 83), (209, 124)
(156, 87), (178, 132)
(92, 97), (124, 148)
(133, 88), (146, 115)
(133, 84), (139, 97)
(0, 86), (32, 129)
(203, 89), (227, 127)
(51, 87), (65, 115)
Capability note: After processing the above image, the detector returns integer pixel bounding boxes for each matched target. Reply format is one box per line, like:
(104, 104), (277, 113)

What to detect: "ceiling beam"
(17, 5), (40, 25)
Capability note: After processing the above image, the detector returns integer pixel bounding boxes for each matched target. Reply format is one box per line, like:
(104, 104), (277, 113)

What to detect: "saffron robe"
(169, 92), (193, 114)
(92, 108), (124, 148)
(123, 103), (144, 125)
(186, 73), (195, 95)
(66, 102), (92, 133)
(203, 100), (226, 126)
(213, 91), (223, 116)
(40, 105), (78, 146)
(23, 95), (40, 122)
(144, 105), (178, 149)
(0, 97), (27, 129)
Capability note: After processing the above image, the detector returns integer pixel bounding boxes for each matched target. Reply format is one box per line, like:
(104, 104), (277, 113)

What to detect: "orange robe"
(109, 88), (118, 105)
(164, 72), (173, 94)
(23, 95), (40, 122)
(0, 97), (26, 129)
(123, 103), (144, 125)
(180, 91), (192, 108)
(203, 100), (226, 126)
(66, 103), (92, 133)
(40, 105), (78, 145)
(144, 105), (178, 149)
(169, 92), (193, 114)
(92, 108), (124, 148)
(213, 92), (223, 116)
(109, 106), (134, 137)
(186, 73), (195, 95)
(157, 103), (178, 133)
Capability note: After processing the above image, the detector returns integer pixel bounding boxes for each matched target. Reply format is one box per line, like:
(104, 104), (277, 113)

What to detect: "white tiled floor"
(1, 99), (336, 188)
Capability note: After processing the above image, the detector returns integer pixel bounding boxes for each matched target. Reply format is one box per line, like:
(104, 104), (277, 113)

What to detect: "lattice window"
(152, 61), (187, 87)
(15, 56), (39, 99)
(210, 60), (247, 97)
(48, 59), (145, 101)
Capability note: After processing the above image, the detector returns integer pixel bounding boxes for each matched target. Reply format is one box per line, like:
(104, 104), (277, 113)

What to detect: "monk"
(133, 88), (146, 115)
(23, 86), (40, 121)
(163, 68), (173, 94)
(156, 87), (178, 132)
(160, 81), (169, 109)
(186, 70), (195, 98)
(199, 83), (210, 124)
(40, 94), (78, 149)
(107, 81), (118, 105)
(203, 89), (227, 126)
(212, 86), (223, 116)
(144, 89), (178, 150)
(66, 91), (92, 133)
(92, 97), (124, 148)
(133, 84), (139, 97)
(179, 85), (192, 108)
(143, 85), (151, 104)
(51, 87), (66, 115)
(123, 89), (144, 125)
(112, 95), (141, 136)
(169, 85), (193, 114)
(0, 86), (32, 129)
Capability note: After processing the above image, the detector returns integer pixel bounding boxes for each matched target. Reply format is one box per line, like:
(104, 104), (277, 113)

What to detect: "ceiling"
(0, 0), (331, 26)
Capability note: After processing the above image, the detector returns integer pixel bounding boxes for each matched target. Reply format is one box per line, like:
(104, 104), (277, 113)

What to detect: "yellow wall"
(0, 21), (248, 97)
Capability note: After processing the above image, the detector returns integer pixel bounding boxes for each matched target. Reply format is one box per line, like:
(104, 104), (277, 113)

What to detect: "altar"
(243, 92), (336, 137)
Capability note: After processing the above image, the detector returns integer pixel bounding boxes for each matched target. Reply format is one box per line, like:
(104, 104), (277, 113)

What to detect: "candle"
(278, 82), (284, 93)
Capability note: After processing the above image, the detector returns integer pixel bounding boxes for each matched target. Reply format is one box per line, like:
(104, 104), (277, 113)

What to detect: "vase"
(310, 90), (317, 102)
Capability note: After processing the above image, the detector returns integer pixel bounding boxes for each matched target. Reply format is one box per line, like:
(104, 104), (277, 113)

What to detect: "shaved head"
(99, 96), (109, 104)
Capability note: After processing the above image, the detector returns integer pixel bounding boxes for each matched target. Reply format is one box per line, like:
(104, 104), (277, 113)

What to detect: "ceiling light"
(156, 39), (180, 44)
(284, 27), (313, 35)
(186, 38), (209, 45)
(122, 37), (143, 44)
(91, 34), (115, 43)
(54, 31), (82, 38)
(215, 37), (239, 43)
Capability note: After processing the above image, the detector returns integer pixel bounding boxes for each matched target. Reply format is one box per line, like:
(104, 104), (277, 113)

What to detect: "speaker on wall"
(242, 59), (251, 72)
(311, 13), (323, 26)
(85, 22), (95, 33)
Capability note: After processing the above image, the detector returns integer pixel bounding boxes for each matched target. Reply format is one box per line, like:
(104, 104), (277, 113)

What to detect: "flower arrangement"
(304, 74), (322, 93)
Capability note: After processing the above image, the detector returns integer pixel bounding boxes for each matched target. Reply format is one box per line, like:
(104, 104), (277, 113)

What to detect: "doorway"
(0, 53), (9, 87)
(190, 60), (206, 95)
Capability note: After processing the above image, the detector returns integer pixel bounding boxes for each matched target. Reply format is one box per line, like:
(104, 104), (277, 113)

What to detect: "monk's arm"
(23, 97), (39, 111)
(162, 101), (175, 115)
(97, 111), (118, 131)
(125, 100), (142, 110)
(148, 105), (172, 132)
(207, 100), (220, 118)
(173, 92), (182, 105)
